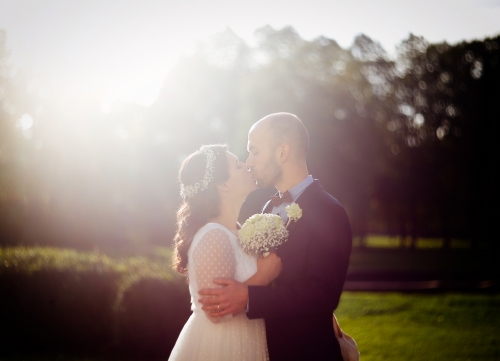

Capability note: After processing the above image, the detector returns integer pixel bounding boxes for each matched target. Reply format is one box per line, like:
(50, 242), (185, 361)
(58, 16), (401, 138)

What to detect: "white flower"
(238, 213), (289, 256)
(239, 223), (256, 241)
(248, 214), (263, 223)
(254, 218), (268, 231)
(285, 203), (302, 222)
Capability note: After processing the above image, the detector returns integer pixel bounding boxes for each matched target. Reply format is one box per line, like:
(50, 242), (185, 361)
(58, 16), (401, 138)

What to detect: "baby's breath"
(238, 214), (289, 256)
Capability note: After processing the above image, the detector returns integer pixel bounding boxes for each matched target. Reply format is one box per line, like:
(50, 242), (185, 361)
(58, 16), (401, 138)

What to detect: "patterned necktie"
(270, 191), (293, 207)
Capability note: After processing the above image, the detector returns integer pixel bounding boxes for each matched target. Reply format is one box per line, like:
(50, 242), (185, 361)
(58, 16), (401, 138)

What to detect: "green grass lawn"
(336, 292), (500, 361)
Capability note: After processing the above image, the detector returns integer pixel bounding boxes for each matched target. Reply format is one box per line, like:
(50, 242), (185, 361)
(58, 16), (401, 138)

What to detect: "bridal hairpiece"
(180, 145), (217, 199)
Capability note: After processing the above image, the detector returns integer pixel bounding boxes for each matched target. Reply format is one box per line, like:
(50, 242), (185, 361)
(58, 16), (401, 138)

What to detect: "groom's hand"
(198, 278), (248, 318)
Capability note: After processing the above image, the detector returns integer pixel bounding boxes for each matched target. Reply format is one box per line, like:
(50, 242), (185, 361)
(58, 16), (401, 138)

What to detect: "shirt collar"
(281, 175), (314, 202)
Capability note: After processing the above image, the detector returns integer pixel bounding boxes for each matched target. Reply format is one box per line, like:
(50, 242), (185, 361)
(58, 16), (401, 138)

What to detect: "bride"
(169, 144), (282, 361)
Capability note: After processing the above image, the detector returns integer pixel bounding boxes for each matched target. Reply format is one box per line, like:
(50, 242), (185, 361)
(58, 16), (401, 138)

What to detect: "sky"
(1, 0), (499, 107)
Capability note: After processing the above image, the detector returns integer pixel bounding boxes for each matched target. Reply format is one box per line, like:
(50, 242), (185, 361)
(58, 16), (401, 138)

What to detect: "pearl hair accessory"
(180, 145), (217, 199)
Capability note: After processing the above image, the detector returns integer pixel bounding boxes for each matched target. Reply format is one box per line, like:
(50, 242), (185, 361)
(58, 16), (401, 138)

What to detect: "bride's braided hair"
(172, 144), (229, 274)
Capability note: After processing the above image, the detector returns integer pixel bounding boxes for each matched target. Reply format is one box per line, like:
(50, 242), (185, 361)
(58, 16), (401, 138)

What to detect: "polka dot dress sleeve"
(192, 227), (236, 323)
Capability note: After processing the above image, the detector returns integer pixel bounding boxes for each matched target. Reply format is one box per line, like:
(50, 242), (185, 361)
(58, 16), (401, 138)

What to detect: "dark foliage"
(116, 278), (191, 358)
(0, 270), (119, 354)
(0, 247), (190, 358)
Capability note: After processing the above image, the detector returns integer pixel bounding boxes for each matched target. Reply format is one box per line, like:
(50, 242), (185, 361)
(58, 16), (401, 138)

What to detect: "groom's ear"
(276, 143), (291, 163)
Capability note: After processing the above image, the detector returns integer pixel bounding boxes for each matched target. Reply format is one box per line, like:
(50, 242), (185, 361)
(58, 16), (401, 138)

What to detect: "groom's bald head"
(250, 113), (309, 161)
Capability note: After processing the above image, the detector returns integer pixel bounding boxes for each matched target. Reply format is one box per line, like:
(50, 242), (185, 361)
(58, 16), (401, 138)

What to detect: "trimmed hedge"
(117, 278), (191, 358)
(0, 247), (191, 358)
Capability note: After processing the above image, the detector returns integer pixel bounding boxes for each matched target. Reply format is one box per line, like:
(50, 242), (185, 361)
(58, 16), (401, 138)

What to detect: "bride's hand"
(256, 252), (282, 285)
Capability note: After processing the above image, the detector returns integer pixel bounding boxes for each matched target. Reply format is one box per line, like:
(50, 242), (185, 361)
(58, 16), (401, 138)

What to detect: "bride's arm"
(192, 228), (236, 323)
(244, 253), (282, 286)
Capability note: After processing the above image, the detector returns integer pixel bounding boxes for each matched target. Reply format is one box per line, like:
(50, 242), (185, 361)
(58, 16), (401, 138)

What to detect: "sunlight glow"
(1, 0), (499, 107)
(17, 114), (34, 130)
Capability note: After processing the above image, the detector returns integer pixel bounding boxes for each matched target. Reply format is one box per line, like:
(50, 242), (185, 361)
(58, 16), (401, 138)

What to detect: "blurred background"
(0, 0), (499, 360)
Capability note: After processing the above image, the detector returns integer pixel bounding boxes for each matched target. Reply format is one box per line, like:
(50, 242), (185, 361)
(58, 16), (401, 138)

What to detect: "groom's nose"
(246, 154), (253, 167)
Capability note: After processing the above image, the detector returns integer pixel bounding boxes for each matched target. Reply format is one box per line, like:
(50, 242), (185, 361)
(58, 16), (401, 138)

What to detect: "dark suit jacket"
(247, 180), (352, 361)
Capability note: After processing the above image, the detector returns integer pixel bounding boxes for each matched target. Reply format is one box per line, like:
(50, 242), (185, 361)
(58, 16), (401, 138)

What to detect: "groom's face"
(246, 125), (282, 188)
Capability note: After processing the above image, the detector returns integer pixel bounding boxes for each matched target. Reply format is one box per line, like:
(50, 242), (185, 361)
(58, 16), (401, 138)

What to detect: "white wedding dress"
(169, 223), (269, 361)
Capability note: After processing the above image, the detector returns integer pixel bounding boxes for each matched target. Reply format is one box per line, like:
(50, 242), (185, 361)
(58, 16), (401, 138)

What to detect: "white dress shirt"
(271, 175), (314, 223)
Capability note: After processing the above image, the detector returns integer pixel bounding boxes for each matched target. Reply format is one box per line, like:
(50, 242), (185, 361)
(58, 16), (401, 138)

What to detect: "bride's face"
(223, 151), (257, 198)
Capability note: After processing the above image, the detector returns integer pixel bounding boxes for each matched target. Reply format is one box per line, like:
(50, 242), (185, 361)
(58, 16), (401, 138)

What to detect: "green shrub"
(0, 270), (120, 352)
(0, 246), (189, 357)
(116, 278), (191, 358)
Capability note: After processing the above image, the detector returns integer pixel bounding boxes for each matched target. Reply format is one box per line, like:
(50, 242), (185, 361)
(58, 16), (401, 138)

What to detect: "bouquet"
(238, 203), (303, 256)
(238, 213), (287, 256)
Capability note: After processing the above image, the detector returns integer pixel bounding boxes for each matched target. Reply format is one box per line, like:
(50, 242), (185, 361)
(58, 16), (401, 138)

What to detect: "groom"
(198, 112), (352, 360)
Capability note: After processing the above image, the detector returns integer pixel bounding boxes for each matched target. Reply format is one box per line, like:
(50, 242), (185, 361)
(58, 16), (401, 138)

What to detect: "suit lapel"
(261, 199), (273, 214)
(285, 180), (323, 234)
